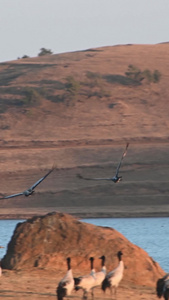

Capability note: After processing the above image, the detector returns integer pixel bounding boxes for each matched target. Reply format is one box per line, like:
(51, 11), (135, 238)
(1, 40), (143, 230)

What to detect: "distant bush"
(104, 74), (140, 86)
(38, 48), (53, 56)
(142, 69), (153, 82)
(83, 71), (111, 98)
(152, 70), (161, 83)
(125, 65), (161, 84)
(108, 103), (116, 109)
(85, 71), (103, 88)
(125, 65), (144, 83)
(47, 94), (66, 103)
(22, 87), (41, 106)
(65, 76), (80, 97)
(86, 89), (111, 99)
(22, 55), (30, 59)
(86, 71), (101, 80)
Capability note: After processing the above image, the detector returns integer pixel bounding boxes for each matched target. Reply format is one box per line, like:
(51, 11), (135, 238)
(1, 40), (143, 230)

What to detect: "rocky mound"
(2, 212), (164, 286)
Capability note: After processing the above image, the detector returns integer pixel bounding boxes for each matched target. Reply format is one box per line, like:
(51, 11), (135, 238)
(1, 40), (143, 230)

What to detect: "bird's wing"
(89, 178), (112, 181)
(0, 192), (24, 199)
(115, 143), (129, 177)
(107, 270), (115, 278)
(60, 277), (72, 286)
(77, 174), (112, 181)
(30, 166), (55, 190)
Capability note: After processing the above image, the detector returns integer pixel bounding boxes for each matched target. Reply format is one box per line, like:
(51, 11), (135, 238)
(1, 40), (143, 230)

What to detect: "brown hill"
(1, 212), (164, 286)
(0, 44), (169, 217)
(0, 43), (169, 143)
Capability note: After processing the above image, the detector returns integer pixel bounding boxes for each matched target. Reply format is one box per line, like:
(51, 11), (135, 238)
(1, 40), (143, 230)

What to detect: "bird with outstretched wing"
(0, 165), (55, 199)
(77, 143), (129, 183)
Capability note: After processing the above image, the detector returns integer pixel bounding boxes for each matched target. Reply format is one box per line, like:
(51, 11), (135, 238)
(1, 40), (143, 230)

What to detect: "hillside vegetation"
(0, 43), (169, 217)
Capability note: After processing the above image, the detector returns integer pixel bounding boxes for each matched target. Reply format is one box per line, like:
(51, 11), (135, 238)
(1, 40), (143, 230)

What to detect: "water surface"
(83, 217), (169, 271)
(0, 219), (25, 258)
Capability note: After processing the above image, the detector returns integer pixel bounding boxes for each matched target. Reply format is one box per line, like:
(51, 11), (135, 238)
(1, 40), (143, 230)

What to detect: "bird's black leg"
(110, 286), (113, 297)
(82, 290), (88, 300)
(114, 287), (117, 299)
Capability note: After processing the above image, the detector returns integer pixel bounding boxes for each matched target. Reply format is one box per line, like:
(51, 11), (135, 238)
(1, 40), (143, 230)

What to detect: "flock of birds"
(57, 251), (124, 300)
(56, 142), (169, 300)
(56, 252), (169, 300)
(0, 143), (168, 299)
(0, 143), (129, 200)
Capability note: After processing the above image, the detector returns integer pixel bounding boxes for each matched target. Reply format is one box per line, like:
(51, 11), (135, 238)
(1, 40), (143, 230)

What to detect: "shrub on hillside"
(22, 55), (30, 59)
(153, 70), (161, 83)
(85, 71), (102, 88)
(125, 65), (161, 84)
(103, 74), (140, 86)
(65, 76), (80, 96)
(38, 48), (53, 56)
(83, 71), (111, 98)
(125, 65), (144, 83)
(22, 87), (41, 106)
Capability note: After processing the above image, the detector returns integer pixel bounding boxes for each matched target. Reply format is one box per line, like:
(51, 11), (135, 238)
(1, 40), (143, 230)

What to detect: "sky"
(1, 0), (169, 63)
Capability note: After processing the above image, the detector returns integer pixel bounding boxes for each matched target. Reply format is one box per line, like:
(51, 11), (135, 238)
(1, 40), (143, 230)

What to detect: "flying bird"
(77, 143), (129, 183)
(0, 165), (55, 199)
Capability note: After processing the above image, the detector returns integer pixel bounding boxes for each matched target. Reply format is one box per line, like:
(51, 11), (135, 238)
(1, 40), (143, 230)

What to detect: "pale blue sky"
(1, 0), (169, 62)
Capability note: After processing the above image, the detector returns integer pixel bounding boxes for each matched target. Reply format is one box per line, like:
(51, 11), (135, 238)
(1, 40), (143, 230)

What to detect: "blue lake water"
(82, 217), (169, 272)
(0, 219), (25, 259)
(0, 217), (169, 272)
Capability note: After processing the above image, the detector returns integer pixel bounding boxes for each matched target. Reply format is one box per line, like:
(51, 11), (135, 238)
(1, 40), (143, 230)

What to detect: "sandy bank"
(0, 269), (157, 300)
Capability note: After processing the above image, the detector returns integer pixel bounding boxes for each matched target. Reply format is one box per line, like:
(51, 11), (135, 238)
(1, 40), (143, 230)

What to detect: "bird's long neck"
(119, 260), (124, 268)
(101, 256), (105, 267)
(117, 252), (124, 271)
(90, 257), (94, 271)
(101, 256), (106, 273)
(118, 252), (122, 262)
(67, 258), (71, 270)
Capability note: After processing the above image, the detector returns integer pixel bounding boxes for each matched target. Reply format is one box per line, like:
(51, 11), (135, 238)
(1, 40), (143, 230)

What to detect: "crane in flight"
(77, 143), (129, 183)
(0, 165), (55, 199)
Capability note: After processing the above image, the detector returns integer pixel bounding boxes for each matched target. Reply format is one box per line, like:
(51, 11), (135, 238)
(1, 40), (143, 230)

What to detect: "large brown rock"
(2, 212), (164, 286)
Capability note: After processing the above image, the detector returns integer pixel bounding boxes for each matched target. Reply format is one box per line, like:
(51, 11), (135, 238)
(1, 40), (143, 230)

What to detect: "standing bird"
(0, 165), (55, 199)
(74, 257), (96, 299)
(102, 251), (124, 298)
(94, 255), (106, 287)
(77, 143), (129, 183)
(156, 273), (169, 300)
(56, 257), (74, 300)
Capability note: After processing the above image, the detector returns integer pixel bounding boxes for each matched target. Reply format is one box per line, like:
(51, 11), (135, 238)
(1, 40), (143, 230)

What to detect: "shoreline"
(1, 204), (169, 220)
(1, 211), (169, 220)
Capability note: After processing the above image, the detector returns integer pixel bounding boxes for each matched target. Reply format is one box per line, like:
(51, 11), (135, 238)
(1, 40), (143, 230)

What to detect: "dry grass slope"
(0, 44), (169, 216)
